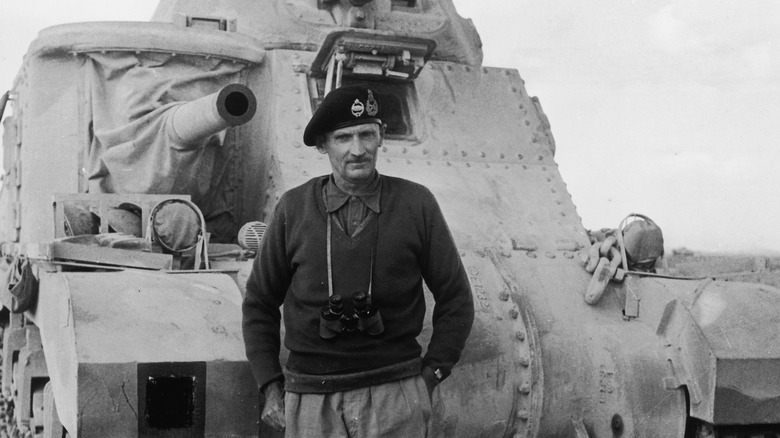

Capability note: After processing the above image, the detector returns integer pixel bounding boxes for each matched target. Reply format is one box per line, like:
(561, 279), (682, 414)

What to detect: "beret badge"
(366, 90), (379, 116)
(351, 99), (365, 117)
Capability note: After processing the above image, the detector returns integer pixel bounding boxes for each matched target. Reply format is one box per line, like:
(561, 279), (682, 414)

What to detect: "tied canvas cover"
(6, 256), (38, 314)
(623, 219), (664, 264)
(83, 52), (250, 240)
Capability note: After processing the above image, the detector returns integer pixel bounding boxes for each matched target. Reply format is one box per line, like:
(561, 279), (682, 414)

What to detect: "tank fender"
(657, 280), (780, 425)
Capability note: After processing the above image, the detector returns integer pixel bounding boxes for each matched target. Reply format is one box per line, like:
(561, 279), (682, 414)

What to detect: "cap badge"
(366, 90), (378, 116)
(351, 99), (365, 117)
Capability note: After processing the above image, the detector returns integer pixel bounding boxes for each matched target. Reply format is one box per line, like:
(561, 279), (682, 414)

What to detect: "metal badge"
(366, 90), (378, 116)
(351, 98), (365, 117)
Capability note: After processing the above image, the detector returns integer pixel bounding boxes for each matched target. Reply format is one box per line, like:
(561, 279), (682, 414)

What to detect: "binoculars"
(319, 292), (384, 339)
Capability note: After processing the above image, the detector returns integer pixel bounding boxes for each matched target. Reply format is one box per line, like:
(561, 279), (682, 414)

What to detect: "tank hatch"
(310, 30), (436, 85)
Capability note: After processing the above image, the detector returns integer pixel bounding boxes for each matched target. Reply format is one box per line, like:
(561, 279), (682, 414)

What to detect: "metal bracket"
(623, 277), (640, 319)
(310, 30), (436, 94)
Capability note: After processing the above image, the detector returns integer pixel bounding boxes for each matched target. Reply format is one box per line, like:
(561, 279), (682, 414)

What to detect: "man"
(242, 85), (474, 437)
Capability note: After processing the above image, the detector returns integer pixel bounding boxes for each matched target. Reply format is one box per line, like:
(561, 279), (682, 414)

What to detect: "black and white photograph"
(1, 1), (779, 436)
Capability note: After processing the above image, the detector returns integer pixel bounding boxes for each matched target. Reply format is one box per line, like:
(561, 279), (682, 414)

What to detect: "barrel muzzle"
(169, 83), (257, 146)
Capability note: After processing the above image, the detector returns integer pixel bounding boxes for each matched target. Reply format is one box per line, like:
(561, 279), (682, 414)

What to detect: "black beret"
(303, 85), (382, 146)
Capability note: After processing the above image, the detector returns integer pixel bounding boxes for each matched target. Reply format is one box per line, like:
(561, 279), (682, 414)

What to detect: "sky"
(1, 1), (779, 254)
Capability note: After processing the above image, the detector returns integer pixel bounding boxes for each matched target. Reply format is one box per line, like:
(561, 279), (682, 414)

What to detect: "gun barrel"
(169, 84), (257, 145)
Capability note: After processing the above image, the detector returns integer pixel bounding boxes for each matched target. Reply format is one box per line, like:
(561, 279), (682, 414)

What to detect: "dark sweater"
(242, 175), (474, 393)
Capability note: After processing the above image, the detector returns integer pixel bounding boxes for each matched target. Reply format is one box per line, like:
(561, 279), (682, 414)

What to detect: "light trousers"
(284, 375), (432, 438)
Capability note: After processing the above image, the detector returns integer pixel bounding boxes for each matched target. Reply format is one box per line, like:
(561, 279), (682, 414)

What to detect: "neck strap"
(326, 213), (378, 298)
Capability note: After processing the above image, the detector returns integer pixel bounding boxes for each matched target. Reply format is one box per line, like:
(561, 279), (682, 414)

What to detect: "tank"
(1, 1), (780, 437)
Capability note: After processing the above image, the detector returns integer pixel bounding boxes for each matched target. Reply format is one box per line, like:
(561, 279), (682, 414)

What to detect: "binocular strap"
(326, 213), (378, 299)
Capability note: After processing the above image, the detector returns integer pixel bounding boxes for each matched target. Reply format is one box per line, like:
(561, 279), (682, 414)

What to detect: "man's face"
(321, 123), (383, 186)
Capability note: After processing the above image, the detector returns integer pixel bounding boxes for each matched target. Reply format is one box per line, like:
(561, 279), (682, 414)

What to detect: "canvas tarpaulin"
(84, 51), (251, 240)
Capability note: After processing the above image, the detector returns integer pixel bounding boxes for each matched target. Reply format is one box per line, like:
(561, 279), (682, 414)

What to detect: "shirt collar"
(324, 172), (382, 214)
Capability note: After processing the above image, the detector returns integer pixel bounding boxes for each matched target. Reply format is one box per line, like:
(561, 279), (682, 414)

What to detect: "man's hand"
(261, 380), (285, 431)
(420, 366), (439, 402)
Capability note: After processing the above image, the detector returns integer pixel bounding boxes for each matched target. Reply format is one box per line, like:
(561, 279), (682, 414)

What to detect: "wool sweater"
(242, 175), (474, 393)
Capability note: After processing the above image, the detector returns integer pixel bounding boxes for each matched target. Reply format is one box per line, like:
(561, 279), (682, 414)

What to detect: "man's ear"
(315, 135), (328, 154)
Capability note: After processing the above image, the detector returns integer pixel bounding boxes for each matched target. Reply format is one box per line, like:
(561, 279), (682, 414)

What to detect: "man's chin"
(345, 168), (375, 183)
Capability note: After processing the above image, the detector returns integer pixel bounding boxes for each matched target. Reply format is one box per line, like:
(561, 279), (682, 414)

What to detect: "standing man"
(242, 85), (474, 437)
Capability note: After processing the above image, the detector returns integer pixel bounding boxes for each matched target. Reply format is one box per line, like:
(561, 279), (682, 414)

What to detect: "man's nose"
(349, 137), (366, 156)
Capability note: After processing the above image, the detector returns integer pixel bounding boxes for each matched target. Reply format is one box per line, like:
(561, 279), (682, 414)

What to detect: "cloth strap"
(326, 213), (378, 298)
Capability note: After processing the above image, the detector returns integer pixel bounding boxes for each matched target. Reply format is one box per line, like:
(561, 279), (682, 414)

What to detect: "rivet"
(564, 252), (574, 259)
(526, 251), (536, 258)
(545, 252), (555, 259)
(294, 106), (301, 112)
(293, 89), (300, 94)
(537, 155), (544, 161)
(480, 151), (486, 158)
(499, 291), (510, 301)
(382, 147), (388, 152)
(516, 331), (526, 341)
(520, 356), (530, 367)
(517, 154), (524, 160)
(509, 309), (519, 319)
(519, 383), (531, 394)
(461, 151), (467, 157)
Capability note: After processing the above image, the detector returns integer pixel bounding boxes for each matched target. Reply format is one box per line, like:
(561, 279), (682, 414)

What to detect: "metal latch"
(174, 13), (237, 32)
